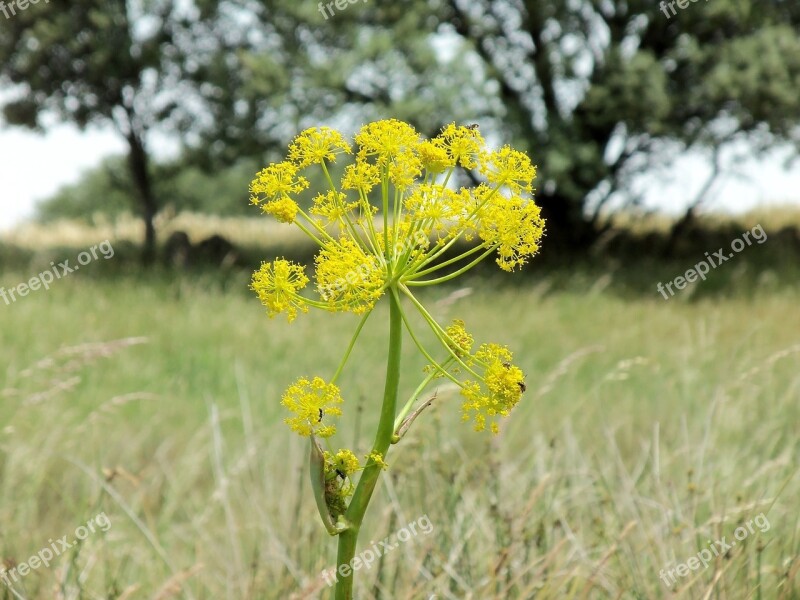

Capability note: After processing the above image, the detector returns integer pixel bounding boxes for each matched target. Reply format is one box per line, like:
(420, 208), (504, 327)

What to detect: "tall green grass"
(0, 253), (798, 598)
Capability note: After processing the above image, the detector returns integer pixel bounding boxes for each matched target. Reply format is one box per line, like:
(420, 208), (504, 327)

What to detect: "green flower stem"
(334, 287), (403, 600)
(330, 311), (373, 384)
(393, 366), (444, 432)
(320, 160), (340, 195)
(405, 242), (490, 280)
(394, 296), (465, 388)
(399, 285), (485, 378)
(404, 230), (462, 274)
(297, 206), (336, 243)
(382, 170), (390, 266)
(406, 245), (497, 286)
(320, 161), (371, 251)
(293, 218), (327, 247)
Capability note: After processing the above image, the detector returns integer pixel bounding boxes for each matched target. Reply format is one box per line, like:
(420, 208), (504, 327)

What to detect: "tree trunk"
(126, 130), (157, 264)
(536, 192), (597, 256)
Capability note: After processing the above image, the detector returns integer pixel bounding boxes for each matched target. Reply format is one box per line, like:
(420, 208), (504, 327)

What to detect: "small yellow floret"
(446, 319), (474, 357)
(367, 452), (388, 470)
(332, 449), (361, 476)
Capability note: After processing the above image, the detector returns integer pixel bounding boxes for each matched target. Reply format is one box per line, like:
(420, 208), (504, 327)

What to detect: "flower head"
(315, 237), (386, 313)
(460, 344), (525, 434)
(248, 119), (545, 457)
(288, 126), (352, 168)
(249, 161), (309, 204)
(418, 140), (453, 173)
(282, 376), (344, 438)
(446, 319), (474, 357)
(311, 190), (358, 222)
(341, 160), (381, 193)
(476, 192), (546, 271)
(480, 146), (537, 194)
(355, 119), (420, 165)
(329, 449), (361, 477)
(322, 447), (360, 516)
(261, 196), (299, 223)
(437, 123), (484, 169)
(250, 259), (309, 322)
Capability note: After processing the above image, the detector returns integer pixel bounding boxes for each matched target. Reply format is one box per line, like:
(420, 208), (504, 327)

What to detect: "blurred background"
(1, 1), (798, 599)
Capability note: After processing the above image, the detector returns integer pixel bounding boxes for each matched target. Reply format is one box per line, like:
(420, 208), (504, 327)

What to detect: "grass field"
(1, 219), (799, 599)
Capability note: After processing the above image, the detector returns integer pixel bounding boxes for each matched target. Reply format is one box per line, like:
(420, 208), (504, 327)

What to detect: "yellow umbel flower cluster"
(249, 120), (544, 322)
(322, 448), (361, 517)
(250, 119), (543, 443)
(281, 377), (343, 438)
(460, 344), (526, 434)
(250, 259), (309, 322)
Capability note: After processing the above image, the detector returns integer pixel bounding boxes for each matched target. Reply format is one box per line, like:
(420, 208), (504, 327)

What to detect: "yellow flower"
(388, 149), (422, 190)
(322, 448), (360, 516)
(311, 190), (358, 222)
(476, 193), (546, 271)
(249, 161), (309, 204)
(437, 123), (484, 169)
(479, 146), (537, 194)
(315, 237), (386, 313)
(281, 376), (344, 438)
(288, 126), (352, 168)
(445, 319), (474, 357)
(418, 140), (453, 173)
(367, 451), (388, 470)
(405, 184), (466, 234)
(250, 259), (309, 322)
(330, 449), (361, 476)
(261, 196), (298, 223)
(341, 160), (381, 193)
(355, 119), (420, 165)
(460, 343), (525, 434)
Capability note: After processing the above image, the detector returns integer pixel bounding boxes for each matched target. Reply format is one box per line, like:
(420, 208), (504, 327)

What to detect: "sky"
(0, 124), (799, 232)
(0, 124), (126, 230)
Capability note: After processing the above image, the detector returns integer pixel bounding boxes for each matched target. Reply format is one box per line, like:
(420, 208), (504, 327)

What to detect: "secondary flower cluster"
(250, 119), (543, 438)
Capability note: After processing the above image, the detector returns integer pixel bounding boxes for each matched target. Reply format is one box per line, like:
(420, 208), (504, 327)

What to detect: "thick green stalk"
(334, 288), (403, 600)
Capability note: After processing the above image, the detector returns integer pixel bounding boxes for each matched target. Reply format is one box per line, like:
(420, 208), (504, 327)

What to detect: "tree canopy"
(6, 0), (800, 253)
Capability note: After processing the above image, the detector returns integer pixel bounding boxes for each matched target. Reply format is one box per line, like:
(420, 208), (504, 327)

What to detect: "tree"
(0, 0), (270, 261)
(34, 155), (261, 223)
(434, 0), (800, 248)
(26, 0), (497, 218)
